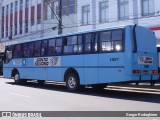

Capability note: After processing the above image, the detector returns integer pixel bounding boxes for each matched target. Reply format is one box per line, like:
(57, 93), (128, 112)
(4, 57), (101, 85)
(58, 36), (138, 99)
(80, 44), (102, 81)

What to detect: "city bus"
(3, 25), (158, 91)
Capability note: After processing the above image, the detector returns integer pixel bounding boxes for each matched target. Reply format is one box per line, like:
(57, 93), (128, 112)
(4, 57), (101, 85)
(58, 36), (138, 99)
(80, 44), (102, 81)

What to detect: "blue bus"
(3, 25), (158, 91)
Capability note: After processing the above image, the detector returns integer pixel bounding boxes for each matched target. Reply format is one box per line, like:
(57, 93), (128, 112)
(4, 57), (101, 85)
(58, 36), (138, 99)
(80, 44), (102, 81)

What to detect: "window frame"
(142, 0), (155, 16)
(118, 0), (129, 20)
(82, 5), (90, 25)
(99, 1), (109, 23)
(99, 29), (124, 53)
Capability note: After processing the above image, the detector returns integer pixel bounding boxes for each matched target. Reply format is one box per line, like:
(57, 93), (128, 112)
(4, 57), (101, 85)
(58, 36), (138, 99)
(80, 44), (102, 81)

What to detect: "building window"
(47, 3), (52, 19)
(142, 0), (155, 16)
(25, 21), (28, 33)
(37, 4), (41, 24)
(31, 19), (34, 26)
(10, 26), (13, 37)
(10, 3), (13, 14)
(37, 17), (41, 24)
(19, 22), (22, 34)
(118, 0), (129, 20)
(82, 5), (90, 25)
(68, 0), (75, 14)
(25, 0), (29, 8)
(15, 24), (17, 35)
(31, 6), (35, 26)
(20, 0), (23, 10)
(6, 5), (9, 15)
(2, 28), (4, 38)
(62, 0), (66, 15)
(6, 27), (8, 37)
(99, 1), (109, 23)
(54, 1), (58, 16)
(15, 1), (18, 12)
(2, 7), (5, 16)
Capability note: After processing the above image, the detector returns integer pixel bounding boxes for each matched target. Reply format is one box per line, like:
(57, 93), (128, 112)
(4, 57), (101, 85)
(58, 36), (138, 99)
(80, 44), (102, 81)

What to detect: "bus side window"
(34, 41), (41, 57)
(84, 33), (92, 53)
(55, 38), (62, 55)
(14, 44), (22, 58)
(64, 36), (77, 54)
(92, 33), (98, 52)
(5, 46), (13, 63)
(28, 42), (34, 57)
(22, 43), (30, 57)
(41, 40), (48, 56)
(112, 30), (123, 52)
(48, 39), (55, 56)
(100, 31), (111, 52)
(75, 35), (83, 53)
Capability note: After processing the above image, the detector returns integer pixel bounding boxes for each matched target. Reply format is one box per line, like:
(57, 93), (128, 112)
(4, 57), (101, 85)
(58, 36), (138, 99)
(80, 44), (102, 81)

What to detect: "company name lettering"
(35, 58), (49, 66)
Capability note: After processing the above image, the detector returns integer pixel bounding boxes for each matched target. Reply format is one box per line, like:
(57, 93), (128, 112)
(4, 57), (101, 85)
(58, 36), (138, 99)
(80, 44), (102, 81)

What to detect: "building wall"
(78, 0), (160, 45)
(0, 0), (78, 52)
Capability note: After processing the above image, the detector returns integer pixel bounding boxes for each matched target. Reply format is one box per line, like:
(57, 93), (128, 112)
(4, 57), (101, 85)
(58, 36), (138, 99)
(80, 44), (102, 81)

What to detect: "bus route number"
(110, 58), (119, 62)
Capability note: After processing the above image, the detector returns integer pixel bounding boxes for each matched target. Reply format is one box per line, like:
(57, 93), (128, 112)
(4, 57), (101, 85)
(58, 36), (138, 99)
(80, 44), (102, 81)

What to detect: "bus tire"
(66, 73), (80, 92)
(14, 72), (21, 84)
(37, 80), (45, 85)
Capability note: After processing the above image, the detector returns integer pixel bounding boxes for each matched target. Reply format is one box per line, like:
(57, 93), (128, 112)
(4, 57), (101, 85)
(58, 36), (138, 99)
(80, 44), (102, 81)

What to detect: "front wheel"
(14, 72), (21, 84)
(66, 73), (80, 92)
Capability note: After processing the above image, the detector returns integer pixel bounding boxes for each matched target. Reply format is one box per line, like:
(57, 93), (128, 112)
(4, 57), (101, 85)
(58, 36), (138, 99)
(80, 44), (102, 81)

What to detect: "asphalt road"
(0, 77), (160, 112)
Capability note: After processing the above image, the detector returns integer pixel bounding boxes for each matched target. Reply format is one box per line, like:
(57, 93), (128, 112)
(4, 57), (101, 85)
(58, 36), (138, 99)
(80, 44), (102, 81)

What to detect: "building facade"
(77, 0), (160, 45)
(1, 0), (160, 53)
(0, 0), (78, 52)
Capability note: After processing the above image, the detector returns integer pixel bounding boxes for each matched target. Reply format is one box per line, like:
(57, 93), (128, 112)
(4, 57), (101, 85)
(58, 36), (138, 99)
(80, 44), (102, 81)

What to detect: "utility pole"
(58, 0), (62, 35)
(45, 0), (62, 35)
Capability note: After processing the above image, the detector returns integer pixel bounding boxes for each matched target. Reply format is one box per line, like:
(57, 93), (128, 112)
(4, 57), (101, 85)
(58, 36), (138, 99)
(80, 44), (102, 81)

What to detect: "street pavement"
(0, 77), (160, 120)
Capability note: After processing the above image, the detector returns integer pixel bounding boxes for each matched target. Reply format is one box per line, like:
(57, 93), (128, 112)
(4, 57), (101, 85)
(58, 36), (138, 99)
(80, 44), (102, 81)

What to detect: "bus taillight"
(133, 70), (141, 74)
(151, 70), (157, 74)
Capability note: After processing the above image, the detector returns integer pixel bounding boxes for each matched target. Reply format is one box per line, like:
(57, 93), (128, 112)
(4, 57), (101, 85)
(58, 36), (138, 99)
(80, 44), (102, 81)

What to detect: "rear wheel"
(66, 73), (80, 92)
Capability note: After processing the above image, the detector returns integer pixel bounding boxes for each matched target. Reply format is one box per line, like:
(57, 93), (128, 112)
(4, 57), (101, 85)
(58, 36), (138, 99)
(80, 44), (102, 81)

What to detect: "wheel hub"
(15, 74), (19, 81)
(68, 77), (76, 88)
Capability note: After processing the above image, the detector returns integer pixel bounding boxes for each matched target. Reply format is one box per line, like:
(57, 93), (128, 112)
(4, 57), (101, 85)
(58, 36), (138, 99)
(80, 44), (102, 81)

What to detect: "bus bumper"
(126, 74), (158, 81)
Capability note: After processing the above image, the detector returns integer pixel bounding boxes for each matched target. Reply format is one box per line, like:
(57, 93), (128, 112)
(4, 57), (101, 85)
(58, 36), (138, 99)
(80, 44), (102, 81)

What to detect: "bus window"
(84, 33), (92, 53)
(74, 35), (83, 53)
(55, 38), (62, 55)
(64, 36), (77, 54)
(28, 42), (34, 57)
(22, 43), (30, 57)
(48, 39), (55, 56)
(14, 44), (22, 58)
(112, 30), (123, 51)
(100, 31), (111, 52)
(41, 40), (48, 56)
(34, 41), (41, 57)
(5, 46), (13, 63)
(92, 33), (98, 52)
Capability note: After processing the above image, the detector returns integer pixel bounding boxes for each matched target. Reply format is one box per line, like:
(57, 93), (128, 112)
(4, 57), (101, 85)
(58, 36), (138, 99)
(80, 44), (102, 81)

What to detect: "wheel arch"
(64, 67), (80, 82)
(11, 68), (19, 78)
